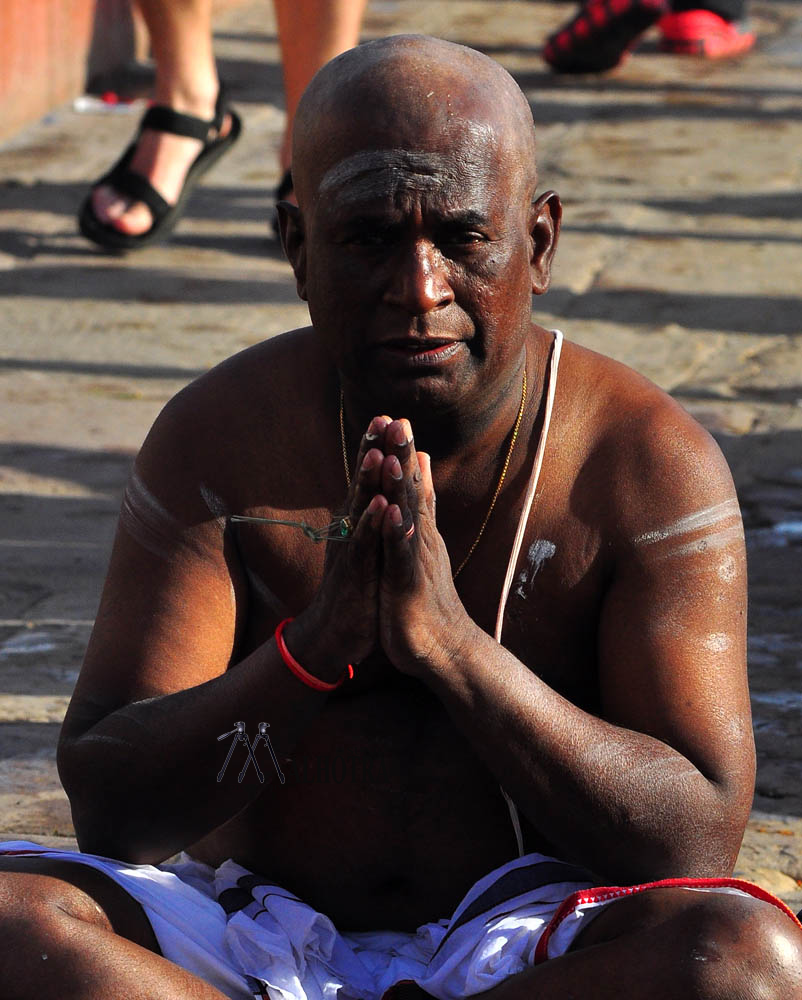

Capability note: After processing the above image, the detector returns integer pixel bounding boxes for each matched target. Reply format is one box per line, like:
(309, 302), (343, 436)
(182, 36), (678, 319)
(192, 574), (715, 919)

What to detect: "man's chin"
(347, 362), (472, 417)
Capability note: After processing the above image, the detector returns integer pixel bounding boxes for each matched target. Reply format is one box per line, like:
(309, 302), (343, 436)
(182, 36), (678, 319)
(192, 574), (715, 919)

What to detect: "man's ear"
(528, 190), (562, 296)
(277, 201), (308, 301)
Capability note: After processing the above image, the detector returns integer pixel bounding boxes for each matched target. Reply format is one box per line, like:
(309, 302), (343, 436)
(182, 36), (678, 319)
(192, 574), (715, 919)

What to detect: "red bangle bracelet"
(275, 617), (354, 692)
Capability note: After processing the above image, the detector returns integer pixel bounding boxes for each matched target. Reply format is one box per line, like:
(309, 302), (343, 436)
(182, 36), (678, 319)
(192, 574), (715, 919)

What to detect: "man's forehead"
(320, 151), (454, 193)
(312, 119), (511, 204)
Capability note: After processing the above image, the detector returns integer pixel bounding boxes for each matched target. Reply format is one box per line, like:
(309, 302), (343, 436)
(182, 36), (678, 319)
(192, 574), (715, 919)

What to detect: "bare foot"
(91, 109), (234, 236)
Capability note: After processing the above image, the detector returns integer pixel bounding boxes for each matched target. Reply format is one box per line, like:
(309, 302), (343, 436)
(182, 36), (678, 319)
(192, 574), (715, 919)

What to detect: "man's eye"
(442, 230), (486, 246)
(345, 228), (396, 247)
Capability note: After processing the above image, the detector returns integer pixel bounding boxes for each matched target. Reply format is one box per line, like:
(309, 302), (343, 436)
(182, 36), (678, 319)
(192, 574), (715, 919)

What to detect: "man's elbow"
(58, 738), (161, 864)
(662, 779), (752, 879)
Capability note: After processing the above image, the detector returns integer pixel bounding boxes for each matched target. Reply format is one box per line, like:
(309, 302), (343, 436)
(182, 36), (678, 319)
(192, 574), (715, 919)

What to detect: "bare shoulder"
(560, 339), (739, 546)
(134, 327), (326, 514)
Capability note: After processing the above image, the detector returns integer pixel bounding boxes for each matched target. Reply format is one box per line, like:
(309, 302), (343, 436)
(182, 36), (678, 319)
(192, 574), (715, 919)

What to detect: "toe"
(91, 184), (153, 236)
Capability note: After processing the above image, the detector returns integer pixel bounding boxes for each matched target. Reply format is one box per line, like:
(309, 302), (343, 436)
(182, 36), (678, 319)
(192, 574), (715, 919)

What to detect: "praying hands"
(283, 415), (471, 683)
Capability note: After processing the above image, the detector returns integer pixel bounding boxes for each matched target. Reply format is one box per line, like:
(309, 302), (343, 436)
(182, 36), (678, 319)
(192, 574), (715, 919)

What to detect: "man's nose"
(383, 241), (454, 314)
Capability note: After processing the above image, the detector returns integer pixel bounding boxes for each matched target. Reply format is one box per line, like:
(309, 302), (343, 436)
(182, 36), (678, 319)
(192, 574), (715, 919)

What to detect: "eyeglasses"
(229, 514), (353, 542)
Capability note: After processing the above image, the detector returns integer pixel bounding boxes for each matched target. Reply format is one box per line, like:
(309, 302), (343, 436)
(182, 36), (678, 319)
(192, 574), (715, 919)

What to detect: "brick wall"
(0, 0), (137, 142)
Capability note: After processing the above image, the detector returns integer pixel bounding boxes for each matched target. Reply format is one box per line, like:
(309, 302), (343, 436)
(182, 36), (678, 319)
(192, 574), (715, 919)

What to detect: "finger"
(364, 415), (392, 449)
(381, 503), (416, 585)
(366, 493), (388, 529)
(348, 416), (392, 492)
(384, 420), (421, 522)
(417, 451), (436, 518)
(381, 454), (414, 535)
(384, 419), (415, 469)
(351, 447), (384, 519)
(346, 491), (385, 561)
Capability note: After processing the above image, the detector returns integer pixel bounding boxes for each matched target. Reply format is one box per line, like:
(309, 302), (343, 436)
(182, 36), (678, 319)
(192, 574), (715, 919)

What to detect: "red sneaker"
(658, 10), (755, 58)
(544, 0), (669, 73)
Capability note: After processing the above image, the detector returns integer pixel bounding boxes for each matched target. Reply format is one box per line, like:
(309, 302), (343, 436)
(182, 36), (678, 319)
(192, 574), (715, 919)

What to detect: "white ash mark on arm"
(634, 499), (741, 547)
(704, 632), (733, 653)
(199, 483), (229, 534)
(120, 470), (188, 561)
(515, 539), (556, 599)
(662, 522), (745, 561)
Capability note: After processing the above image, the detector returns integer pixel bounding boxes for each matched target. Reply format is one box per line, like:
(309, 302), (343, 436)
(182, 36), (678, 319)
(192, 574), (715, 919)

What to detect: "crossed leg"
(481, 887), (802, 999)
(0, 856), (228, 999)
(1, 856), (801, 999)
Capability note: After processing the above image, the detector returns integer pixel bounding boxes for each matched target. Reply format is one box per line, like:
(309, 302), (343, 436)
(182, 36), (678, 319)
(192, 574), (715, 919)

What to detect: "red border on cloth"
(0, 849), (51, 855)
(534, 876), (802, 964)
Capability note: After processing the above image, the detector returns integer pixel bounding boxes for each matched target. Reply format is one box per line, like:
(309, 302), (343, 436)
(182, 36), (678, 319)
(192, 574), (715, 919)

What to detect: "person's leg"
(0, 856), (230, 999)
(91, 0), (234, 237)
(477, 888), (802, 999)
(272, 0), (368, 180)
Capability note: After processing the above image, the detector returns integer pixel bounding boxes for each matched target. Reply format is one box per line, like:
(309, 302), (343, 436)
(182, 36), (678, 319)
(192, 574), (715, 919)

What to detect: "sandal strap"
(141, 105), (216, 142)
(140, 83), (230, 142)
(105, 166), (171, 221)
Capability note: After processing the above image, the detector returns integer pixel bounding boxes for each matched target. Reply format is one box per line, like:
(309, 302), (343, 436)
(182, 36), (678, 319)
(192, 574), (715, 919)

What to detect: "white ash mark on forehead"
(634, 498), (741, 547)
(319, 150), (455, 193)
(514, 539), (556, 599)
(317, 146), (493, 206)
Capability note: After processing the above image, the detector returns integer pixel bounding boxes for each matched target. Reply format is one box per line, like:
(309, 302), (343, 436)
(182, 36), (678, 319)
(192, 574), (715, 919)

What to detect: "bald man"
(1, 34), (800, 1000)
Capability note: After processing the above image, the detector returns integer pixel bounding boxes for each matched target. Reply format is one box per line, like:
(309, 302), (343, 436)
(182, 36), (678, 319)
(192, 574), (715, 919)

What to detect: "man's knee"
(0, 867), (109, 941)
(576, 886), (802, 998)
(0, 856), (159, 952)
(675, 892), (802, 999)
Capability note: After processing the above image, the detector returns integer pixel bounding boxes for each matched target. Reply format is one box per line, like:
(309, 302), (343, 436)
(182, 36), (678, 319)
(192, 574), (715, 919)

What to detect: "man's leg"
(272, 0), (369, 178)
(476, 888), (802, 999)
(91, 0), (231, 237)
(0, 856), (229, 999)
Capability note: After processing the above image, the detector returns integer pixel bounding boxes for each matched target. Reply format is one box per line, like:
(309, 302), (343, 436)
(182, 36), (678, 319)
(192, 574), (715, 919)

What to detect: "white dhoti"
(0, 841), (794, 1000)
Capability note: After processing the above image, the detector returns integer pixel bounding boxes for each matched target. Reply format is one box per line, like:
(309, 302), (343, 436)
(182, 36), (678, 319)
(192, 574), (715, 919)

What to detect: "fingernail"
(391, 423), (408, 446)
(367, 495), (383, 514)
(389, 458), (403, 480)
(362, 450), (378, 470)
(366, 417), (388, 440)
(390, 505), (402, 527)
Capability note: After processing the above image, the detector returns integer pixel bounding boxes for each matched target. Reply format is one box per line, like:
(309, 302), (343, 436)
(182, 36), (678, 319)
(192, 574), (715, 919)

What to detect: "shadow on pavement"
(546, 287), (802, 335)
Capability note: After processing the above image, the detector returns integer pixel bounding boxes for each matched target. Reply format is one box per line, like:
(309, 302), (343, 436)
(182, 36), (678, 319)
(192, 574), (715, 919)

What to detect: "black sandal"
(78, 87), (242, 251)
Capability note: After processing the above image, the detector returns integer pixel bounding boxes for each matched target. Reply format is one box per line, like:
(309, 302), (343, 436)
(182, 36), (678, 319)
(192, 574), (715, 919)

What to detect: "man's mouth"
(371, 338), (464, 365)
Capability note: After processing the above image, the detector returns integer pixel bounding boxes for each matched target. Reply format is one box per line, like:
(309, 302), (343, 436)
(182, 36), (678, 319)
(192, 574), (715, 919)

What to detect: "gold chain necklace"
(339, 366), (527, 580)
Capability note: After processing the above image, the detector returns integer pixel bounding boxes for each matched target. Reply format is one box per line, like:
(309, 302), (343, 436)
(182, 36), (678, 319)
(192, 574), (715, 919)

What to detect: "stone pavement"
(0, 0), (801, 911)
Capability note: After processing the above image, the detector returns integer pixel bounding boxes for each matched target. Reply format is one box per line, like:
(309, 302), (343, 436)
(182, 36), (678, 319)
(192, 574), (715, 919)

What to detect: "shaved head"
(278, 33), (561, 425)
(292, 35), (538, 209)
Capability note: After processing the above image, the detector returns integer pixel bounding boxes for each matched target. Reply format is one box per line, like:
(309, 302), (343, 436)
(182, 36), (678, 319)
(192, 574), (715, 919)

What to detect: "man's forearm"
(58, 620), (336, 864)
(422, 623), (743, 882)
